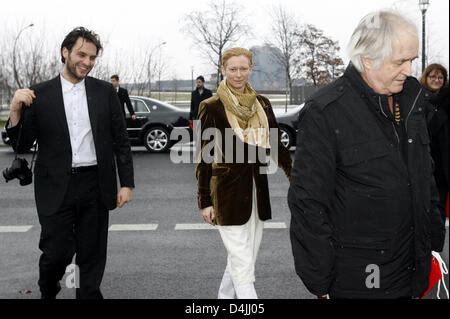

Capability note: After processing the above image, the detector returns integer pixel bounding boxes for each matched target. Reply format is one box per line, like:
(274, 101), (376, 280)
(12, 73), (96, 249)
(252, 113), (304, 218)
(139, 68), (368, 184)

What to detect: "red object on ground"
(421, 255), (443, 299)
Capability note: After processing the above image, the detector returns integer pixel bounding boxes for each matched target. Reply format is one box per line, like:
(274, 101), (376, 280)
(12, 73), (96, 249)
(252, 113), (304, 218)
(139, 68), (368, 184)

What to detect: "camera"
(2, 157), (33, 186)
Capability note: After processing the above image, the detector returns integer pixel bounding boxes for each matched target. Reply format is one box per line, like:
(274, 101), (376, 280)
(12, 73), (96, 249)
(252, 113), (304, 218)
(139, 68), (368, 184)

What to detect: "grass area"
(131, 91), (292, 107)
(130, 92), (192, 102)
(0, 120), (5, 129)
(155, 92), (192, 101)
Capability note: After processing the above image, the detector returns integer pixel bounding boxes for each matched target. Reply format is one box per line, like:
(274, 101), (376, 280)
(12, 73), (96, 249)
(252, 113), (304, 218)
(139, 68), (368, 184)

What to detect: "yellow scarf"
(216, 80), (270, 149)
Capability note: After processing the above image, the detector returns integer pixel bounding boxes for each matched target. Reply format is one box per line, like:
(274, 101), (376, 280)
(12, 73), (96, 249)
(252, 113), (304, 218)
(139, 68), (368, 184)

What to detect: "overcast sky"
(1, 0), (448, 81)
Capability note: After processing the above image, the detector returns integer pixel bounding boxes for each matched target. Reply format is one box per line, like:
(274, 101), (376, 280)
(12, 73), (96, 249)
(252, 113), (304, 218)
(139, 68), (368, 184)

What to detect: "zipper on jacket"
(391, 122), (400, 144)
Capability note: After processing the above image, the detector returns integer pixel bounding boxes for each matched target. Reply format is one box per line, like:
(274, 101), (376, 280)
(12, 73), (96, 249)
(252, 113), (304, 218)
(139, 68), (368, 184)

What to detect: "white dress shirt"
(60, 75), (97, 168)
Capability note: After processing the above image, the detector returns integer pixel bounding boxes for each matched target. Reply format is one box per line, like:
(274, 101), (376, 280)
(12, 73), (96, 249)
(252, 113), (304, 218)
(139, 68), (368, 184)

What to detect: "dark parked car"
(125, 96), (192, 152)
(275, 103), (305, 150)
(1, 97), (191, 153)
(2, 99), (302, 153)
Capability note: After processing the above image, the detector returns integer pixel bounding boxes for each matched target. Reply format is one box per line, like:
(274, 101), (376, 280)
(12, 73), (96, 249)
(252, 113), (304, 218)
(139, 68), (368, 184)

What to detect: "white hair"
(347, 10), (418, 73)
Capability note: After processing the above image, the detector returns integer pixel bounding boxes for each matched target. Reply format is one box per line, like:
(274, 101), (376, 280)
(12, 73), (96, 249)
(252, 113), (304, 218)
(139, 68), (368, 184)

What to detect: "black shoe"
(40, 282), (61, 299)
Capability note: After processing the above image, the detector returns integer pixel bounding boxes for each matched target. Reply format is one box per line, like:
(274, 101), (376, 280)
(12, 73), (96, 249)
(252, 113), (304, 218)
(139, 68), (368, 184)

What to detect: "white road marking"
(446, 219), (449, 228)
(174, 222), (287, 230)
(175, 224), (216, 230)
(0, 226), (33, 233)
(264, 222), (287, 229)
(0, 219), (444, 233)
(108, 224), (158, 231)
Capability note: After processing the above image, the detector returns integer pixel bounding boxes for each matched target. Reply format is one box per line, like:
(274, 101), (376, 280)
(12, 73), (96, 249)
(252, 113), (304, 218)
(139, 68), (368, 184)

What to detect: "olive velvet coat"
(195, 95), (292, 226)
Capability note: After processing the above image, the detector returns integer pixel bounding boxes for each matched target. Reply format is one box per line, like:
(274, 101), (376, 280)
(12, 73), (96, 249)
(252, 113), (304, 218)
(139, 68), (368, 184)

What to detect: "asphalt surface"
(0, 144), (448, 299)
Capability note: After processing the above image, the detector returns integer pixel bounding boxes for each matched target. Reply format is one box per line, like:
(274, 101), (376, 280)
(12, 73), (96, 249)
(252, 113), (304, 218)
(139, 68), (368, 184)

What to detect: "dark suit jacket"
(6, 76), (135, 216)
(117, 87), (135, 117)
(195, 95), (292, 226)
(190, 88), (213, 120)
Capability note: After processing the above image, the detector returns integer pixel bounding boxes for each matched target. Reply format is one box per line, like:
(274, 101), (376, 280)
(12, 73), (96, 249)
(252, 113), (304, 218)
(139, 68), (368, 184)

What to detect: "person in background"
(190, 76), (212, 120)
(288, 11), (445, 299)
(420, 63), (449, 222)
(110, 74), (136, 120)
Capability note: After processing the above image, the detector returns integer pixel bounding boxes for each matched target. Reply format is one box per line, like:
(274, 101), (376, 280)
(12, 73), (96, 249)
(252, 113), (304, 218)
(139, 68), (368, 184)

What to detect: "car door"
(125, 98), (150, 139)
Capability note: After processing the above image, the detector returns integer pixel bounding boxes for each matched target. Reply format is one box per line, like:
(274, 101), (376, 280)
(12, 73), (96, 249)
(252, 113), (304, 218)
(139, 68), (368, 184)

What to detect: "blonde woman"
(195, 47), (292, 299)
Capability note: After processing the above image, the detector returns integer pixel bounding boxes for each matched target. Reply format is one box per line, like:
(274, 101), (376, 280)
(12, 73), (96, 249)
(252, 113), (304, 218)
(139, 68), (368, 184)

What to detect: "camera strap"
(14, 108), (38, 171)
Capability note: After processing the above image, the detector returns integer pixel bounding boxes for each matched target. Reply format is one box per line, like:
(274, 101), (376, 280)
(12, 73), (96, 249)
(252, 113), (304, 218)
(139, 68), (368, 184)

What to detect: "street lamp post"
(419, 0), (430, 73)
(13, 23), (34, 88)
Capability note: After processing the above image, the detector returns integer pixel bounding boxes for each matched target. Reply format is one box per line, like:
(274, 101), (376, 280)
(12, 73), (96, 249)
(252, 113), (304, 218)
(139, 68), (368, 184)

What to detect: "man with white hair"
(288, 10), (446, 299)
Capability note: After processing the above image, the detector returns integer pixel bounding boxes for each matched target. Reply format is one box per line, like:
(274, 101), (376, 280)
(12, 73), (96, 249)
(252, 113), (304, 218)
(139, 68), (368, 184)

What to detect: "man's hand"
(131, 115), (137, 120)
(117, 187), (133, 208)
(9, 89), (36, 127)
(202, 206), (216, 226)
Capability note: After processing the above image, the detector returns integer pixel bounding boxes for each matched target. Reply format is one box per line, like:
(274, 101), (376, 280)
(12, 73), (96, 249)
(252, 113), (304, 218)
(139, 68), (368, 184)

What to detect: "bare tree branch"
(183, 0), (250, 88)
(267, 5), (301, 109)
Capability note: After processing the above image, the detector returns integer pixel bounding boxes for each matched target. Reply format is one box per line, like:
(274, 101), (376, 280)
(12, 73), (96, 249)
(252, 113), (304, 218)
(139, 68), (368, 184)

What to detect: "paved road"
(0, 145), (448, 299)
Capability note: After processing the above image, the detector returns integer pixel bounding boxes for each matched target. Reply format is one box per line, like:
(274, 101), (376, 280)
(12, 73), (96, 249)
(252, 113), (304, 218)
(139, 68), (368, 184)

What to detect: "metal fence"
(290, 86), (320, 105)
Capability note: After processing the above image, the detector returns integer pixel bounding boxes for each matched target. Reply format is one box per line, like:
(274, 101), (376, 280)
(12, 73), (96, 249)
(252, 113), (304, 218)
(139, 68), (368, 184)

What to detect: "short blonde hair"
(222, 47), (253, 68)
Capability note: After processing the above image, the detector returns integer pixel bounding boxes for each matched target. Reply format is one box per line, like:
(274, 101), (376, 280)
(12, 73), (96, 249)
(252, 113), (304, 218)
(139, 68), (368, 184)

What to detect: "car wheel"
(279, 127), (294, 150)
(144, 127), (171, 153)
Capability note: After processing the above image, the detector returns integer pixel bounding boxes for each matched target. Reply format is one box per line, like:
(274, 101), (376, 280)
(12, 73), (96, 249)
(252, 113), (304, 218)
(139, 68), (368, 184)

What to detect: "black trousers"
(37, 168), (109, 299)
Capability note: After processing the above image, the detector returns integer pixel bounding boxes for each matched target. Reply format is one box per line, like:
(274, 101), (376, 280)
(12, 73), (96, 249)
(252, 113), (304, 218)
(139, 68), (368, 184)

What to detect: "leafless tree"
(1, 26), (60, 92)
(144, 43), (167, 97)
(183, 0), (250, 88)
(0, 25), (172, 103)
(268, 6), (301, 110)
(155, 53), (170, 100)
(171, 73), (179, 103)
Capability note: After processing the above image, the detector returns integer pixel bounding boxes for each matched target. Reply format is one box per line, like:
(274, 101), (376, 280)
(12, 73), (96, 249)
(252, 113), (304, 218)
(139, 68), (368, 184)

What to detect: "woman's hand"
(202, 206), (216, 226)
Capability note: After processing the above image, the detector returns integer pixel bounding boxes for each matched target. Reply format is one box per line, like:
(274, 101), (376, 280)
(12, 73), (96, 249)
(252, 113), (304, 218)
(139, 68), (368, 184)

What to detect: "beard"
(65, 55), (92, 81)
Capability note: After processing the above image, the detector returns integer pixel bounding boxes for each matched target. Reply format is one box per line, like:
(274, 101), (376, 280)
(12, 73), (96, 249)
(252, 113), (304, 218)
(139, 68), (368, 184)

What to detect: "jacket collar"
(344, 62), (425, 101)
(344, 63), (384, 101)
(344, 63), (426, 121)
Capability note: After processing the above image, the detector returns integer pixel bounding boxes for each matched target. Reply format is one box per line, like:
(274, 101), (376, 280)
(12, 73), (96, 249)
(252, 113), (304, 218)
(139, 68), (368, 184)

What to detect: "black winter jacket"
(429, 86), (449, 190)
(288, 64), (446, 299)
(190, 88), (213, 120)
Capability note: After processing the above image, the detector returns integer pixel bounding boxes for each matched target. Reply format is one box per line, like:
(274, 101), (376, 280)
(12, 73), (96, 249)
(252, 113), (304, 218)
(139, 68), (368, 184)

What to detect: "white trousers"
(217, 183), (264, 299)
